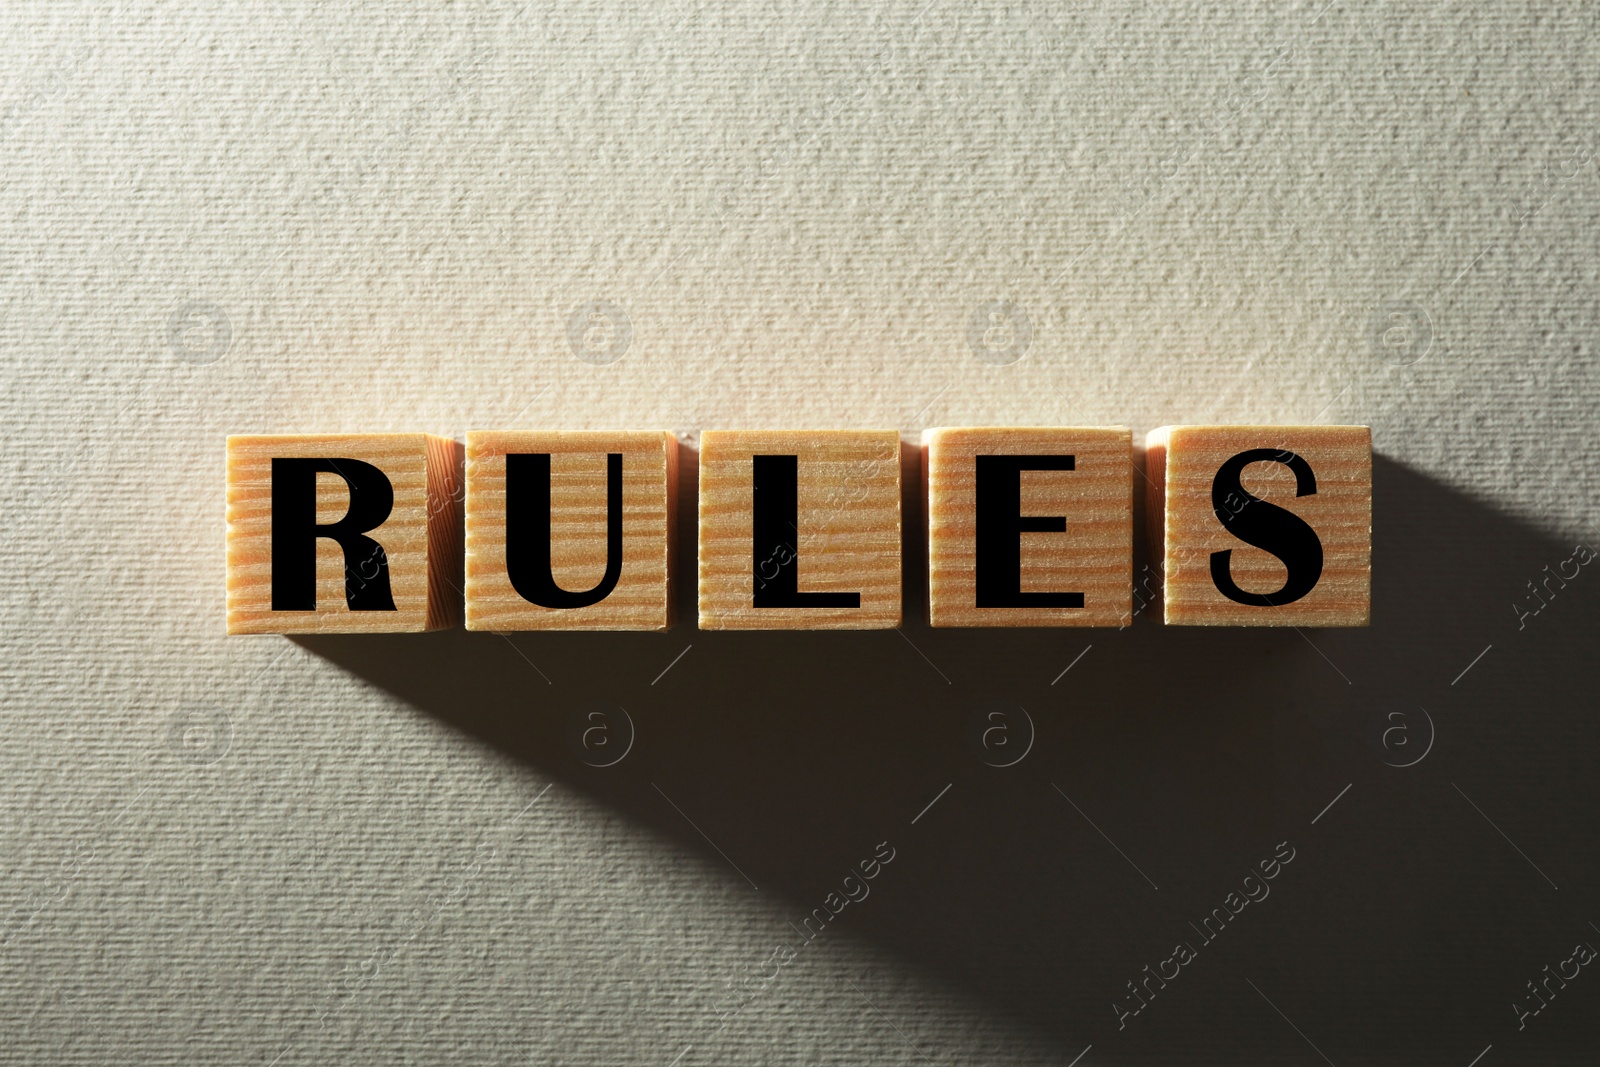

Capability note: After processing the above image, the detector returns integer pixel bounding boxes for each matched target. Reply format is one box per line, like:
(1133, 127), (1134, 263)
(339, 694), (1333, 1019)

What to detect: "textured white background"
(3, 2), (1599, 1064)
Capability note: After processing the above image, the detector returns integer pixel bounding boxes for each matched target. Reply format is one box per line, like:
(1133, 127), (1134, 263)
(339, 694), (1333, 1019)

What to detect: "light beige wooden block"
(698, 430), (901, 629)
(226, 433), (462, 634)
(1147, 425), (1371, 626)
(924, 427), (1132, 627)
(464, 431), (676, 631)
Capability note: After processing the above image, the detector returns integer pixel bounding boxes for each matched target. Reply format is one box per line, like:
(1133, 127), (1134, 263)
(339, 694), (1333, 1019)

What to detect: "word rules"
(224, 425), (1371, 633)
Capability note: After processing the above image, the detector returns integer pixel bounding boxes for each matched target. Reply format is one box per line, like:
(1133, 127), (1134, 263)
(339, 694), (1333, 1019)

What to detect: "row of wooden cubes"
(225, 426), (1370, 633)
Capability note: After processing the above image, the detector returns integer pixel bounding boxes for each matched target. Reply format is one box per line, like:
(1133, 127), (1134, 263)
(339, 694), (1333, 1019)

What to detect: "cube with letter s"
(1146, 425), (1371, 626)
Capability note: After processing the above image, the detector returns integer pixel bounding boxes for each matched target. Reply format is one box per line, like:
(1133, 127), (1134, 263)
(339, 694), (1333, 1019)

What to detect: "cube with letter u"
(463, 431), (677, 631)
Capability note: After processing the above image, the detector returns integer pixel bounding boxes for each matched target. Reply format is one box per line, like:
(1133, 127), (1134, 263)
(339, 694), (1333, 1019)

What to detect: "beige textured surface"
(924, 426), (1132, 627)
(226, 433), (461, 633)
(1148, 424), (1371, 626)
(4, 1), (1600, 1064)
(698, 430), (901, 629)
(464, 431), (675, 631)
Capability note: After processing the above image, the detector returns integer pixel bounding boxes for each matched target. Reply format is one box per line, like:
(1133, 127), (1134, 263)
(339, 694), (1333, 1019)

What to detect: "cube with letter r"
(225, 433), (461, 633)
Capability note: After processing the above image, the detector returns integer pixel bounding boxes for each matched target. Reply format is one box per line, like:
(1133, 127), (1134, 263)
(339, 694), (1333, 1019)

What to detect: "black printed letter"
(751, 455), (860, 608)
(271, 457), (396, 611)
(505, 452), (623, 609)
(1209, 449), (1323, 606)
(974, 455), (1084, 608)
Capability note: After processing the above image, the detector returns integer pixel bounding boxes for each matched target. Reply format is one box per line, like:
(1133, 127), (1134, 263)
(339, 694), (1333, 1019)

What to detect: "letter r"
(271, 457), (397, 611)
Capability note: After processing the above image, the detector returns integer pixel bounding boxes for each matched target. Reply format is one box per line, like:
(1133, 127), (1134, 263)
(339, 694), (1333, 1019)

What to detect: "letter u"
(505, 452), (623, 608)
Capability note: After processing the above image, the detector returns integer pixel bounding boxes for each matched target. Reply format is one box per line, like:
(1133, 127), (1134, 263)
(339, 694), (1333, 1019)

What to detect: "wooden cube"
(698, 430), (901, 629)
(924, 427), (1132, 627)
(226, 433), (462, 634)
(1146, 425), (1371, 626)
(464, 431), (677, 631)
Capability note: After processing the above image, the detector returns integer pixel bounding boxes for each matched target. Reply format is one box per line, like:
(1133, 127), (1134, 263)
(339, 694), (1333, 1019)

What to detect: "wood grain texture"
(464, 431), (676, 631)
(426, 434), (466, 631)
(924, 427), (1132, 627)
(226, 433), (462, 634)
(698, 430), (901, 629)
(1147, 425), (1371, 627)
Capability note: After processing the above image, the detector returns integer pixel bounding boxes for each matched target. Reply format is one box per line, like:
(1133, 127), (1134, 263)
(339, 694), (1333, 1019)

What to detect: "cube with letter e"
(924, 426), (1132, 627)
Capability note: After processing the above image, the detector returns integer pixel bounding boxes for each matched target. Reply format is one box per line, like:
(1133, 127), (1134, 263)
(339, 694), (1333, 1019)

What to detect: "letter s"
(1209, 449), (1323, 606)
